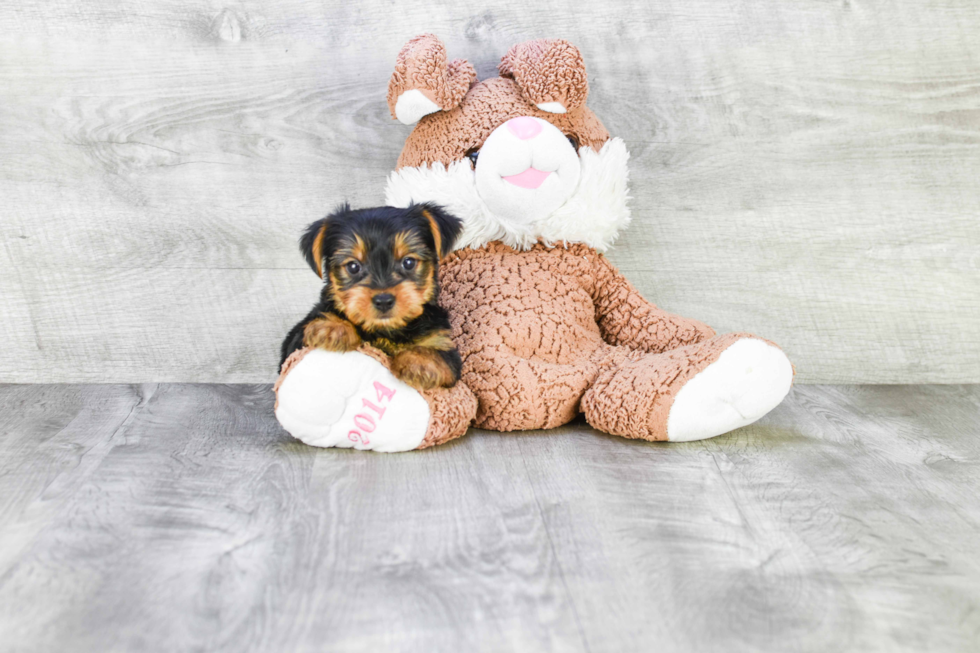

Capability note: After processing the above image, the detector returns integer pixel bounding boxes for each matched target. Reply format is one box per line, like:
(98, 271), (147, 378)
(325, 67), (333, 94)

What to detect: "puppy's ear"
(417, 203), (462, 260)
(299, 204), (348, 278)
(299, 219), (329, 278)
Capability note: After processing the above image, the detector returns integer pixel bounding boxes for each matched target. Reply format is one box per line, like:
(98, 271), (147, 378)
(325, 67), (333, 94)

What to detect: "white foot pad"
(667, 339), (793, 442)
(275, 350), (430, 452)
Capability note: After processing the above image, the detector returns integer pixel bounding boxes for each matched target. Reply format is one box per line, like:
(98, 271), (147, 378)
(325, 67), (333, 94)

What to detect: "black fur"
(279, 204), (463, 380)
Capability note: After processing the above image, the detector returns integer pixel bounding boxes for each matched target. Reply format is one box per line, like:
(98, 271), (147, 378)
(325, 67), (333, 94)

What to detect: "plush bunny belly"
(441, 242), (606, 363)
(439, 242), (618, 430)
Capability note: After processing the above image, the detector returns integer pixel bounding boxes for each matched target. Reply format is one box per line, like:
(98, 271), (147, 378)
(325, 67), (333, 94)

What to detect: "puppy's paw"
(303, 314), (361, 352)
(391, 348), (456, 390)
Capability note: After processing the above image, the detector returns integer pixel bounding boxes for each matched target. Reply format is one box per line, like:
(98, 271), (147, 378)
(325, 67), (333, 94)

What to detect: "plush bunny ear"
(499, 39), (588, 114)
(387, 34), (477, 125)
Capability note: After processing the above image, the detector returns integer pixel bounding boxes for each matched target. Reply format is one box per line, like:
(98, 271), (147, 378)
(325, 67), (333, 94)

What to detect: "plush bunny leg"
(581, 334), (794, 442)
(274, 346), (476, 452)
(461, 349), (604, 432)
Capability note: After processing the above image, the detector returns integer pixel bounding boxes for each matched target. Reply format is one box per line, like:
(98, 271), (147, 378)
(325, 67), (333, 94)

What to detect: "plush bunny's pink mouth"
(502, 167), (552, 189)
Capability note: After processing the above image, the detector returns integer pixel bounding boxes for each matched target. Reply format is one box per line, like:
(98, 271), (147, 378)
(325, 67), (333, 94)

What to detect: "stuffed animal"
(274, 34), (794, 452)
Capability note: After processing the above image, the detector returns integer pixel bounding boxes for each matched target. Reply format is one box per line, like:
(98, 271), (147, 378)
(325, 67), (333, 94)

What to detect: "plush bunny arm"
(591, 253), (716, 353)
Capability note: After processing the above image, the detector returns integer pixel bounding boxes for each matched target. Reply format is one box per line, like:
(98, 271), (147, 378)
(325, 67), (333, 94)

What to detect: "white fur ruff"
(385, 137), (631, 252)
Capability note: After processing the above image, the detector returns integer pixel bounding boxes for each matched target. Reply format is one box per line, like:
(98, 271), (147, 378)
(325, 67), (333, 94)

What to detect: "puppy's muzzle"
(372, 293), (396, 313)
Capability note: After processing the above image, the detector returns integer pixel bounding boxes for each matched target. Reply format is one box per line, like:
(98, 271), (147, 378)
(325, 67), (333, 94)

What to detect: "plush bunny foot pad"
(667, 339), (794, 442)
(275, 350), (430, 452)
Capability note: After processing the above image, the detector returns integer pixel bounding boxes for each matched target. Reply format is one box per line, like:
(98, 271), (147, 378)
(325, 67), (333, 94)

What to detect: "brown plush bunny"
(274, 34), (793, 452)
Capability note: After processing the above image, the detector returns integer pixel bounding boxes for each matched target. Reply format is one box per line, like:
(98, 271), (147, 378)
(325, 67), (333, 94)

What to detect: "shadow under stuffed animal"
(275, 34), (794, 452)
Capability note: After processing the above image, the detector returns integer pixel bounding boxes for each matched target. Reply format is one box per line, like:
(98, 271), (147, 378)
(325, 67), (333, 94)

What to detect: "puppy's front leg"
(391, 346), (461, 390)
(303, 313), (362, 352)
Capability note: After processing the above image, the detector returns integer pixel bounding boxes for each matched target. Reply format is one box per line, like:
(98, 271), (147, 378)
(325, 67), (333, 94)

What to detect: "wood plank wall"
(1, 1), (978, 383)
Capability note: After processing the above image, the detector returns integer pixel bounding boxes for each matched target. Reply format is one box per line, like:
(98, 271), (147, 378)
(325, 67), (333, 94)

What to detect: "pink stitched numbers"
(347, 381), (397, 445)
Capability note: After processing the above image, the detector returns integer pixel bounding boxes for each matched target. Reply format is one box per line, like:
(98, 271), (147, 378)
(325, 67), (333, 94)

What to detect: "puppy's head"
(300, 203), (462, 331)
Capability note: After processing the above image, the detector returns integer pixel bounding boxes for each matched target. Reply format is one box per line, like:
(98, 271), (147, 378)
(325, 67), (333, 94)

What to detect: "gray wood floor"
(0, 384), (978, 653)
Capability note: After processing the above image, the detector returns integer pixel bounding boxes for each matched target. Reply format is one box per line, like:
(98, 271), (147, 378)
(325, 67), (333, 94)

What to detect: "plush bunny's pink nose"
(506, 116), (542, 140)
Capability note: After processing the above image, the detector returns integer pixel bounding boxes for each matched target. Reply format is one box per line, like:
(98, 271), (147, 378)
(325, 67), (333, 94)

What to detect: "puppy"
(280, 204), (464, 390)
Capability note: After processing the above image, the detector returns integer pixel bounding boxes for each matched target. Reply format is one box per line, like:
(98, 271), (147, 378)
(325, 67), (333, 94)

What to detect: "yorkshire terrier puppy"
(280, 204), (464, 390)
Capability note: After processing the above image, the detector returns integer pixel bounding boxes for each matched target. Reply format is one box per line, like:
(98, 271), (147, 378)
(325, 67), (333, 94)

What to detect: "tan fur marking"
(351, 235), (367, 262)
(383, 282), (427, 328)
(370, 337), (402, 357)
(392, 232), (414, 261)
(414, 329), (455, 351)
(419, 267), (436, 304)
(371, 329), (455, 358)
(422, 210), (443, 258)
(326, 271), (343, 308)
(311, 224), (328, 278)
(338, 286), (376, 329)
(303, 313), (361, 352)
(339, 282), (427, 332)
(391, 347), (456, 389)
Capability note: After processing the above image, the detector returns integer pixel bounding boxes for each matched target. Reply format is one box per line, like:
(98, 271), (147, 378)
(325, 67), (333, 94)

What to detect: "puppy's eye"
(465, 148), (480, 168)
(566, 135), (579, 152)
(345, 261), (362, 275)
(401, 257), (417, 271)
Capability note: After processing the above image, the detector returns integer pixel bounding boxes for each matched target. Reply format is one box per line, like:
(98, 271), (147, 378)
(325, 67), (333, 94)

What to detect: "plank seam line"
(106, 384), (156, 442)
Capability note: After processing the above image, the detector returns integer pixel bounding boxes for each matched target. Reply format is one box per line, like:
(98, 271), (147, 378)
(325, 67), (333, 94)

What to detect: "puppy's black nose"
(372, 293), (395, 312)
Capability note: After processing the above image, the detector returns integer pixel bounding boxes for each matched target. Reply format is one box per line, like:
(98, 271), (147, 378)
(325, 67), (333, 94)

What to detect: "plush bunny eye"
(566, 135), (579, 152)
(345, 261), (362, 275)
(465, 148), (480, 168)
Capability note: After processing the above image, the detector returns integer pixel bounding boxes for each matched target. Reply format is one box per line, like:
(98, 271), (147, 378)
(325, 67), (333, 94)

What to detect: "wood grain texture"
(0, 383), (978, 652)
(0, 0), (978, 382)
